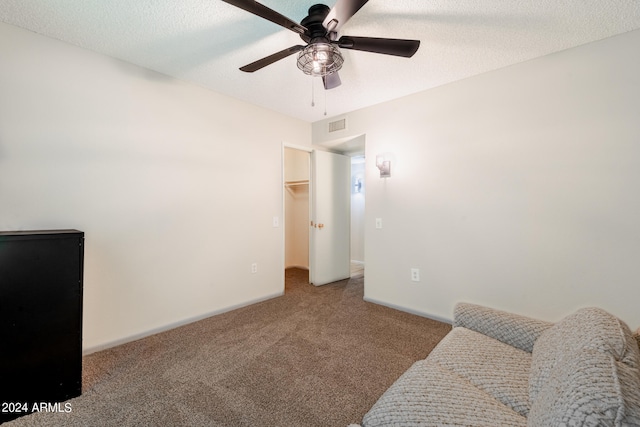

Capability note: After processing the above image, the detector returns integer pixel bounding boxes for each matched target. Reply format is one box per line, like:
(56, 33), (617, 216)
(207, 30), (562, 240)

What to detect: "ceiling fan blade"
(323, 0), (369, 33)
(337, 36), (420, 57)
(322, 72), (342, 90)
(240, 45), (305, 72)
(221, 0), (307, 35)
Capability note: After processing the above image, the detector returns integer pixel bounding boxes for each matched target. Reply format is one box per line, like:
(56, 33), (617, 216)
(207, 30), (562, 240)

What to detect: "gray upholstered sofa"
(357, 303), (640, 426)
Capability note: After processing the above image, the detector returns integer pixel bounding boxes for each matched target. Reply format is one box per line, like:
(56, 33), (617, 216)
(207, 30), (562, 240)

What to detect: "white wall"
(313, 29), (640, 328)
(0, 23), (311, 352)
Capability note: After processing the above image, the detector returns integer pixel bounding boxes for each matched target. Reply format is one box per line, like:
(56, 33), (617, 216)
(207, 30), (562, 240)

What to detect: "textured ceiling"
(2, 0), (640, 122)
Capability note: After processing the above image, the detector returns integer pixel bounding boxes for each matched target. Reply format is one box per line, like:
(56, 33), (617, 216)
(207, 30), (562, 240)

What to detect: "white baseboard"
(83, 290), (285, 355)
(363, 296), (453, 325)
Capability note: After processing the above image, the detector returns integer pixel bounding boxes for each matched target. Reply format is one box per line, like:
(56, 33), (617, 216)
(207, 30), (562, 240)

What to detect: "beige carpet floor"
(6, 268), (451, 427)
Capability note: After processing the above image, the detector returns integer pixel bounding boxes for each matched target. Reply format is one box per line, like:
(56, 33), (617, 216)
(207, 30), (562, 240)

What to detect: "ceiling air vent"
(328, 118), (346, 133)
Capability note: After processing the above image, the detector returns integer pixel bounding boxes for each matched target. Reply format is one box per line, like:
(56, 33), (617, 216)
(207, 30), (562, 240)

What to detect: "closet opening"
(284, 147), (310, 277)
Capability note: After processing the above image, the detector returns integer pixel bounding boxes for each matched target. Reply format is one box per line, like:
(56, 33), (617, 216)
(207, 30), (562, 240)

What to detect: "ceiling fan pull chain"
(324, 85), (327, 116)
(311, 76), (315, 107)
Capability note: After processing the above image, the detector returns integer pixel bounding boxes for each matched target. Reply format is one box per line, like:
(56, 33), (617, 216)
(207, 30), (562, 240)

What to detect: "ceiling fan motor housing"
(300, 4), (332, 43)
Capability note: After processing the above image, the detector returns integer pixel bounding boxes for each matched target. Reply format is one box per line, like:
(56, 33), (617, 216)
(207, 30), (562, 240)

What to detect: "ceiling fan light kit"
(297, 42), (344, 77)
(221, 0), (420, 90)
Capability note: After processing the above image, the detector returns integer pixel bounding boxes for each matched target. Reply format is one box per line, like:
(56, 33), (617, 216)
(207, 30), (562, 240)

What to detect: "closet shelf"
(285, 180), (309, 195)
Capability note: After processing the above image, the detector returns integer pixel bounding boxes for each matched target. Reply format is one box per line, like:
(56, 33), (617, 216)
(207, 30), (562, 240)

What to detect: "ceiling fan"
(221, 0), (420, 89)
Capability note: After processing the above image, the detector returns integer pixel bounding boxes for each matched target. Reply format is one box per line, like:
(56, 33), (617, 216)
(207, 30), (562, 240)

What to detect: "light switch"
(375, 218), (382, 229)
(273, 216), (279, 227)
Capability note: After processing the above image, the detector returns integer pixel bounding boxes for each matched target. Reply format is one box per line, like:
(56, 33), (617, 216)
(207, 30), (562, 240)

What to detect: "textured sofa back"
(528, 307), (640, 426)
(453, 303), (552, 353)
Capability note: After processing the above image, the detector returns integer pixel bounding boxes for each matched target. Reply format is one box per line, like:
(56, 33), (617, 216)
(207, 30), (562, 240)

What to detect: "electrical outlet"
(411, 268), (420, 282)
(251, 263), (258, 274)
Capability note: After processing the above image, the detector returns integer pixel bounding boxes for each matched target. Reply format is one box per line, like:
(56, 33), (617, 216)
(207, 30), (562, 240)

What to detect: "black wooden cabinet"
(0, 230), (84, 423)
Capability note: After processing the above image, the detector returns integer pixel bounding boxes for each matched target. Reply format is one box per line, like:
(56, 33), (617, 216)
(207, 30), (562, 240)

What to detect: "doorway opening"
(282, 142), (366, 292)
(350, 155), (365, 279)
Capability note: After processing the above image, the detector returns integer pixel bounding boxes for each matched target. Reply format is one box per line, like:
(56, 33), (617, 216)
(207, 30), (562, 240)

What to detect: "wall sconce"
(376, 155), (391, 178)
(354, 178), (362, 193)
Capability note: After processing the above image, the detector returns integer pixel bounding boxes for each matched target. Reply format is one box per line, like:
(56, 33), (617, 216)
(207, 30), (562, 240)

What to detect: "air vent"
(328, 118), (346, 133)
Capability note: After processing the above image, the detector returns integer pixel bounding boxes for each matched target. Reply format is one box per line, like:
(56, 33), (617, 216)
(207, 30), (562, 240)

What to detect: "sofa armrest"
(453, 303), (553, 353)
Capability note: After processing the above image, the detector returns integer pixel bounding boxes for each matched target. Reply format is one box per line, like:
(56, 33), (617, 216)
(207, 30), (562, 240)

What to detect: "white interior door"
(309, 150), (351, 286)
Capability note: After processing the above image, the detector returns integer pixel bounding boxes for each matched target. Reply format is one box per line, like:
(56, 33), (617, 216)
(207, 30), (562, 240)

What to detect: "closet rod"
(284, 180), (309, 187)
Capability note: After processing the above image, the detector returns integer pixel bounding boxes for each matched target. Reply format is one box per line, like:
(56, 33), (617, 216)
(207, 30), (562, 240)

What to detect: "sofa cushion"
(428, 327), (532, 416)
(528, 348), (640, 426)
(530, 307), (640, 402)
(362, 358), (527, 427)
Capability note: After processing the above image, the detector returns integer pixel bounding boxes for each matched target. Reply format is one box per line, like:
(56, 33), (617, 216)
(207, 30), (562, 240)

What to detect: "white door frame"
(281, 142), (362, 288)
